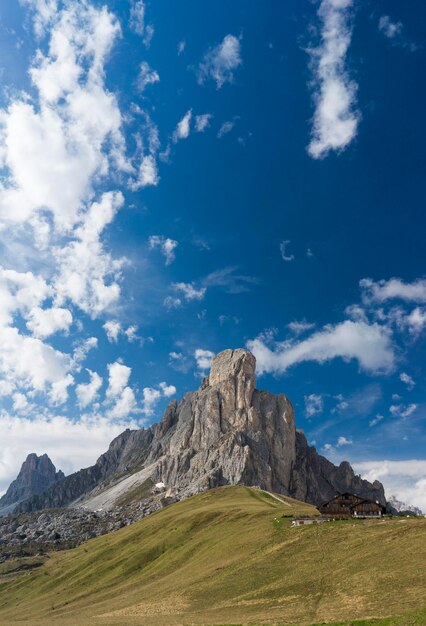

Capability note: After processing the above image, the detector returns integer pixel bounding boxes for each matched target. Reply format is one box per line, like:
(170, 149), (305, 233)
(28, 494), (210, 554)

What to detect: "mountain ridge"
(14, 348), (386, 515)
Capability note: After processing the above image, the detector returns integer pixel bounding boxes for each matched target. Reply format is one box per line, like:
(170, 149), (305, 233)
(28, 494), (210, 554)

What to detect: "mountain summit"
(0, 453), (64, 516)
(16, 349), (386, 514)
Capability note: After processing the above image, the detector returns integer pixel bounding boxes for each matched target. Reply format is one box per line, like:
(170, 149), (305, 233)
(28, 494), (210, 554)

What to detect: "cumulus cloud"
(75, 369), (103, 408)
(173, 109), (192, 142)
(247, 320), (395, 376)
(26, 306), (72, 338)
(305, 393), (323, 417)
(308, 0), (359, 159)
(141, 382), (176, 416)
(148, 235), (178, 266)
(103, 321), (121, 343)
(280, 240), (295, 262)
(53, 192), (125, 318)
(0, 2), (126, 235)
(336, 435), (352, 446)
(198, 34), (242, 89)
(106, 361), (131, 399)
(195, 349), (215, 374)
(172, 282), (206, 301)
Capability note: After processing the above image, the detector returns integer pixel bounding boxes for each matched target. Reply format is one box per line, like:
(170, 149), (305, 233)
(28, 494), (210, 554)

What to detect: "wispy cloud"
(378, 15), (418, 52)
(197, 34), (242, 89)
(280, 240), (295, 262)
(308, 0), (359, 159)
(305, 393), (323, 417)
(248, 320), (395, 376)
(360, 277), (426, 304)
(203, 266), (258, 294)
(148, 236), (178, 266)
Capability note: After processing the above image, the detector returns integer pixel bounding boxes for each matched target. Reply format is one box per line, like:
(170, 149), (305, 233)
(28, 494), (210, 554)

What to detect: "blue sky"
(0, 0), (425, 508)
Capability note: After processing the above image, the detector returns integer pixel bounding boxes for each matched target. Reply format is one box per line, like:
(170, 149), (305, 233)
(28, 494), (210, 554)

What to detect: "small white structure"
(291, 518), (326, 527)
(151, 481), (166, 494)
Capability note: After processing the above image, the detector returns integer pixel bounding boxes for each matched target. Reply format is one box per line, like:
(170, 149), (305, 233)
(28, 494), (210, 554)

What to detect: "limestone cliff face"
(16, 348), (386, 513)
(147, 349), (296, 496)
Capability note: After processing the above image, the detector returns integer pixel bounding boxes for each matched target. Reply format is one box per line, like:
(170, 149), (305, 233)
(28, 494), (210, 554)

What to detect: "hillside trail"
(261, 489), (292, 507)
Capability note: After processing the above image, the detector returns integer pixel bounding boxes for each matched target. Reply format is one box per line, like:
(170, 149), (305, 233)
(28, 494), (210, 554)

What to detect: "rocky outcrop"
(16, 348), (386, 513)
(290, 431), (385, 505)
(16, 428), (155, 514)
(0, 454), (64, 516)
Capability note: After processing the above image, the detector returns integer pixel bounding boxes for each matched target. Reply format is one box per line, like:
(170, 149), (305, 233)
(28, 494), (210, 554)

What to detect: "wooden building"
(319, 493), (385, 518)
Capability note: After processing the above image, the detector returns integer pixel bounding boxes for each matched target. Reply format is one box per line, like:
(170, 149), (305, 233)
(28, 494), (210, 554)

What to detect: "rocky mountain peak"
(0, 453), (65, 515)
(208, 348), (256, 411)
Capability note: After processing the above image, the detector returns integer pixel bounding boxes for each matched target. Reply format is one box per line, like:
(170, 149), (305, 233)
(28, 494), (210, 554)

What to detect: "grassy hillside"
(0, 486), (424, 626)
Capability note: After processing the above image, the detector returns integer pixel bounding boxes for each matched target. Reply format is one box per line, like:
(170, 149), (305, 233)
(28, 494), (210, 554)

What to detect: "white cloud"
(20, 0), (58, 38)
(0, 412), (138, 496)
(0, 2), (126, 235)
(198, 34), (242, 89)
(109, 386), (137, 419)
(378, 16), (403, 40)
(248, 320), (395, 376)
(195, 348), (215, 373)
(288, 320), (315, 335)
(400, 372), (415, 390)
(173, 109), (192, 142)
(137, 61), (160, 92)
(369, 414), (384, 427)
(141, 381), (176, 416)
(12, 392), (32, 414)
(53, 192), (125, 318)
(159, 382), (176, 397)
(389, 403), (417, 419)
(103, 320), (121, 343)
(336, 435), (352, 446)
(133, 155), (159, 188)
(163, 296), (182, 310)
(75, 369), (102, 408)
(26, 306), (72, 338)
(305, 393), (323, 417)
(72, 337), (98, 369)
(149, 235), (178, 266)
(129, 0), (153, 45)
(354, 460), (426, 512)
(280, 240), (295, 262)
(203, 267), (258, 294)
(106, 361), (131, 399)
(360, 277), (426, 304)
(217, 120), (235, 138)
(308, 0), (359, 159)
(177, 40), (186, 55)
(195, 114), (212, 132)
(173, 282), (206, 301)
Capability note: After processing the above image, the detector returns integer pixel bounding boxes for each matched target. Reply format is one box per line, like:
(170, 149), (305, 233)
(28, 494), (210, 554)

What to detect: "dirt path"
(261, 490), (292, 507)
